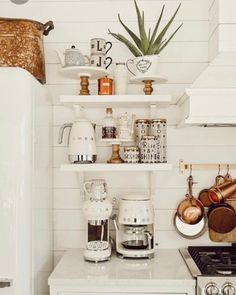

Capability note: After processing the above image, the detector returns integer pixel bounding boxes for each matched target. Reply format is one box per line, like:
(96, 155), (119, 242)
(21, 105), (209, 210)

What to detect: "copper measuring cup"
(177, 175), (204, 225)
(208, 172), (236, 204)
(198, 174), (225, 207)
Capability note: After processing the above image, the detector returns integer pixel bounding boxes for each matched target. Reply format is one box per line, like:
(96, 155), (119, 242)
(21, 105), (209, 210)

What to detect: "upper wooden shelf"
(60, 94), (171, 108)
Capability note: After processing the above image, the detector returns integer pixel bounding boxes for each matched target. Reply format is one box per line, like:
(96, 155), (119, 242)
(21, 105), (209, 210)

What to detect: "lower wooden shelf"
(60, 163), (172, 172)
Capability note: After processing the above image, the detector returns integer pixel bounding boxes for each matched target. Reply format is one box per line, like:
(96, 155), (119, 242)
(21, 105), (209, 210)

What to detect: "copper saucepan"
(177, 175), (204, 225)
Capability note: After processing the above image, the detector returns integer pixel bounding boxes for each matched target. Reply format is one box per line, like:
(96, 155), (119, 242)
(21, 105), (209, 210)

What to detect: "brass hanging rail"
(179, 160), (236, 174)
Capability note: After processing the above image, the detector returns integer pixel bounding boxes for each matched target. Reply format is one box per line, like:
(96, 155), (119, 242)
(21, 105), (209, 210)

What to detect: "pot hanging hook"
(189, 164), (192, 176)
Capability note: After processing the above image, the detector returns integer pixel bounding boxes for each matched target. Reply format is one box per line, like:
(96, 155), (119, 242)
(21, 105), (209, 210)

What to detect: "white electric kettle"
(58, 107), (97, 163)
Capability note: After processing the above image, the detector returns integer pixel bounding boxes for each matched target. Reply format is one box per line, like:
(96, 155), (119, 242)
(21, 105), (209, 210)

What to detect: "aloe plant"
(108, 0), (183, 57)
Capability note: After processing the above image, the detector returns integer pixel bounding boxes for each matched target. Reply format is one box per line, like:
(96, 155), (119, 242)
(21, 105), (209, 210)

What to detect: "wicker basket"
(0, 18), (54, 84)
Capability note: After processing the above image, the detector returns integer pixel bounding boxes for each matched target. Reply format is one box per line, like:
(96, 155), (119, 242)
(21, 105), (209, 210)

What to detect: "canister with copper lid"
(134, 119), (150, 142)
(139, 135), (159, 163)
(149, 118), (167, 137)
(150, 118), (167, 163)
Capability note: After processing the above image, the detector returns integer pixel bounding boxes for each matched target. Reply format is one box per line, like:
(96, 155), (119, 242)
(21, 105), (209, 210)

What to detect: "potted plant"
(108, 0), (183, 76)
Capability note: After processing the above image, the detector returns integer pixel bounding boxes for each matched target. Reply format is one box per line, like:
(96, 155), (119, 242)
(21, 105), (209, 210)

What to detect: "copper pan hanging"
(177, 175), (204, 225)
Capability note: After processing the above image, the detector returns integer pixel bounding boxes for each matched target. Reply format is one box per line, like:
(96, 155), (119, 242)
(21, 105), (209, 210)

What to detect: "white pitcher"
(83, 179), (107, 201)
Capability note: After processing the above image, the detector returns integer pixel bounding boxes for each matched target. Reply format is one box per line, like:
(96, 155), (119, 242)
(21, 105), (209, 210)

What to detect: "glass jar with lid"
(114, 62), (128, 94)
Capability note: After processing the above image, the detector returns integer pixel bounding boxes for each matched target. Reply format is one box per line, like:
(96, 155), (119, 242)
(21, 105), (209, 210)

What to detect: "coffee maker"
(113, 195), (155, 259)
(82, 179), (113, 262)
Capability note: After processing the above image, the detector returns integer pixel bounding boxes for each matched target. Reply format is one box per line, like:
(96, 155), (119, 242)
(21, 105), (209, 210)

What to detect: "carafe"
(122, 226), (153, 250)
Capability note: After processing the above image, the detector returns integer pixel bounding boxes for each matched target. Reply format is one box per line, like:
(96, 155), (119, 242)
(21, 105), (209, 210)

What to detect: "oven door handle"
(0, 279), (12, 288)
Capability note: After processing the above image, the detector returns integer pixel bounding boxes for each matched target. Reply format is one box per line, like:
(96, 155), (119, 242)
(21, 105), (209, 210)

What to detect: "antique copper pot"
(0, 17), (54, 84)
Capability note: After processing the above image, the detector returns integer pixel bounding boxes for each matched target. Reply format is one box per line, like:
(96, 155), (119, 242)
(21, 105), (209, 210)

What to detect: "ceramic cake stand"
(130, 75), (167, 95)
(61, 66), (108, 95)
(101, 138), (133, 164)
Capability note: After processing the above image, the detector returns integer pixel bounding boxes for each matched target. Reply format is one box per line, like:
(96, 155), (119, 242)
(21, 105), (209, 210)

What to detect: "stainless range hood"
(179, 0), (236, 127)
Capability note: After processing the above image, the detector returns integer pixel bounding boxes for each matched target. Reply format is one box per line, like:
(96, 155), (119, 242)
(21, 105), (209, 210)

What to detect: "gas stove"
(180, 246), (236, 295)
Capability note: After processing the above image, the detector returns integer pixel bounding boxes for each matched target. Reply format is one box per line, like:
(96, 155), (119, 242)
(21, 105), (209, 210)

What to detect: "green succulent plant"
(108, 0), (183, 57)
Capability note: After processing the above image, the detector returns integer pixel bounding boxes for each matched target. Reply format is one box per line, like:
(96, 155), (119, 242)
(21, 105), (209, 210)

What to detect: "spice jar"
(124, 146), (139, 163)
(98, 76), (113, 95)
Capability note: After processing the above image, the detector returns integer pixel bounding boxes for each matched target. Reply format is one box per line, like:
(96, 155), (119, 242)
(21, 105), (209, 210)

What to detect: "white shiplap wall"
(1, 0), (235, 266)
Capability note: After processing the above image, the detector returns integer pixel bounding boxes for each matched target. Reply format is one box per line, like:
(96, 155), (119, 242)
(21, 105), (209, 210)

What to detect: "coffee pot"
(58, 106), (97, 163)
(57, 45), (90, 67)
(122, 226), (153, 250)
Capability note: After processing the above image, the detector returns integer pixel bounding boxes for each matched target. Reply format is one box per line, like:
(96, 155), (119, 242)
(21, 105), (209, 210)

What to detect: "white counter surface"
(49, 249), (195, 292)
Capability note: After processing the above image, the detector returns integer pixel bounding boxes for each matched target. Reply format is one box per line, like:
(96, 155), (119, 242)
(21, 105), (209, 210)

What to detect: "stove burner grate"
(188, 246), (236, 276)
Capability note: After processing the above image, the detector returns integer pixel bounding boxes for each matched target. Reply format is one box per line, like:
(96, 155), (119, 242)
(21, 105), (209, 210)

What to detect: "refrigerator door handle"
(0, 279), (12, 288)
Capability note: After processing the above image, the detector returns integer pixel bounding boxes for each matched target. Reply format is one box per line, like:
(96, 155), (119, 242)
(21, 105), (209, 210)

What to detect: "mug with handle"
(90, 38), (112, 55)
(90, 54), (112, 69)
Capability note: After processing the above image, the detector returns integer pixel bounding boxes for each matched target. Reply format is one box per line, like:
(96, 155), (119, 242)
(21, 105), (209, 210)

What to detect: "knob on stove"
(205, 283), (219, 295)
(222, 283), (236, 295)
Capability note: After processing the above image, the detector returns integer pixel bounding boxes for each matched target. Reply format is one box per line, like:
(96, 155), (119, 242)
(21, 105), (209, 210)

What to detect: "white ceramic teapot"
(57, 45), (90, 67)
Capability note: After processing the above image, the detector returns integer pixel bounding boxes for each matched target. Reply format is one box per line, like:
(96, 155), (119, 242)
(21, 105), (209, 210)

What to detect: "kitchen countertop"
(48, 249), (195, 291)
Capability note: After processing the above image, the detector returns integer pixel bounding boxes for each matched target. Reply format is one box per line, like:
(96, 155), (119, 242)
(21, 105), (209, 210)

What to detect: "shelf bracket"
(77, 172), (85, 201)
(149, 171), (156, 199)
(149, 104), (157, 118)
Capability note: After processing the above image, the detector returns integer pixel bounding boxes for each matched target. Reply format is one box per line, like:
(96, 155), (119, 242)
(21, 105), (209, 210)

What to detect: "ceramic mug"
(90, 54), (112, 69)
(90, 38), (112, 55)
(126, 55), (159, 76)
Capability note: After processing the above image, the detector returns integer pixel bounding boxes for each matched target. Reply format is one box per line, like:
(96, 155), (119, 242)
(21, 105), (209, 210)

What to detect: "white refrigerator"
(0, 68), (53, 295)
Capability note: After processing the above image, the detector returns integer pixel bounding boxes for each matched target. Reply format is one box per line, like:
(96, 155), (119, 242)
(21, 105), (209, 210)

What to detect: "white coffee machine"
(82, 179), (113, 262)
(113, 194), (155, 259)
